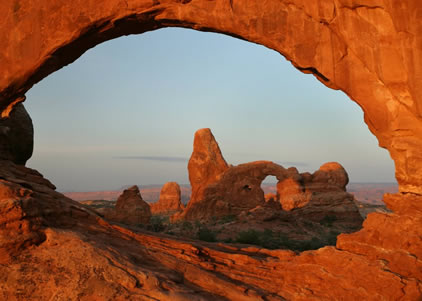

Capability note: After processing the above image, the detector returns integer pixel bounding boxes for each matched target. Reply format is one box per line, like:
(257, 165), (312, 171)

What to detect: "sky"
(25, 28), (396, 192)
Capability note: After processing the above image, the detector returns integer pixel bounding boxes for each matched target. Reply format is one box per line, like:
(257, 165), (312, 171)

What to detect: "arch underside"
(1, 0), (422, 193)
(0, 0), (421, 299)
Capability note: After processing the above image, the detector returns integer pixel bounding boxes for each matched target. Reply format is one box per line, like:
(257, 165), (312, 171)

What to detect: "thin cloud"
(113, 156), (188, 163)
(276, 161), (309, 167)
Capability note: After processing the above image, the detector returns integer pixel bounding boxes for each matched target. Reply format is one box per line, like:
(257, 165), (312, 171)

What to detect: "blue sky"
(25, 28), (396, 192)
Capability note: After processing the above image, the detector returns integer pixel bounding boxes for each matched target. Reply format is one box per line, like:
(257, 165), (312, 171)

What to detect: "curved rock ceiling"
(1, 0), (422, 193)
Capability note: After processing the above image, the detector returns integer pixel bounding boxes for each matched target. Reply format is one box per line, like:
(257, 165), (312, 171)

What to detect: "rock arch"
(0, 1), (421, 299)
(1, 0), (422, 194)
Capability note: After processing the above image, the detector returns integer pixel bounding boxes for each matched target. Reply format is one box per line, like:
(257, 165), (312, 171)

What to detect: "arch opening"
(21, 28), (394, 250)
(1, 2), (421, 195)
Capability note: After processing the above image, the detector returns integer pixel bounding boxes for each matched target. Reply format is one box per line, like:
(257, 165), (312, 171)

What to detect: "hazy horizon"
(25, 28), (396, 191)
(60, 181), (399, 193)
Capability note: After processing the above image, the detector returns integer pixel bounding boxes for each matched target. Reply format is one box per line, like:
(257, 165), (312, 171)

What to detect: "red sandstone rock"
(150, 182), (184, 215)
(264, 193), (277, 202)
(188, 128), (229, 203)
(173, 128), (228, 221)
(105, 185), (151, 225)
(179, 160), (297, 221)
(178, 131), (360, 226)
(309, 162), (349, 191)
(277, 177), (310, 211)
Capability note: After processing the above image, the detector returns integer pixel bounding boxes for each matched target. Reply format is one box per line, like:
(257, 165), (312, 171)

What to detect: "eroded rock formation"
(150, 182), (184, 215)
(175, 130), (362, 229)
(180, 160), (292, 220)
(173, 128), (229, 221)
(103, 185), (151, 225)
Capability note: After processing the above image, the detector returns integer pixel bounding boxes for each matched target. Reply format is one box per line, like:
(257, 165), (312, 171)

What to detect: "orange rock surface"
(150, 182), (184, 215)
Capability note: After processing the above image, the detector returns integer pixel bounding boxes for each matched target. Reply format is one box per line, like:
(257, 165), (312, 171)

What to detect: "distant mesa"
(150, 182), (185, 215)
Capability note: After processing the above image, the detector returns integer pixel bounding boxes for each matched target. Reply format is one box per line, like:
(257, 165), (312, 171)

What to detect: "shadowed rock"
(0, 103), (33, 165)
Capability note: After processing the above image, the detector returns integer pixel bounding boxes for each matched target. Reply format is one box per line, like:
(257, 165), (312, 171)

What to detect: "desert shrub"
(148, 215), (166, 232)
(303, 220), (315, 227)
(292, 237), (325, 251)
(235, 229), (261, 245)
(319, 215), (337, 227)
(219, 215), (236, 224)
(181, 221), (193, 231)
(197, 227), (217, 242)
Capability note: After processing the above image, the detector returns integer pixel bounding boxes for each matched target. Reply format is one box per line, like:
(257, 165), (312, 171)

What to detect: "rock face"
(104, 185), (151, 225)
(0, 103), (33, 165)
(0, 0), (422, 194)
(150, 182), (184, 215)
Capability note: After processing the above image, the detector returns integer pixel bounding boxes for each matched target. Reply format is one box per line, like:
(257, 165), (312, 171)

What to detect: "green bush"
(181, 221), (193, 231)
(235, 229), (261, 245)
(219, 215), (236, 224)
(148, 215), (166, 232)
(197, 227), (217, 242)
(229, 228), (336, 251)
